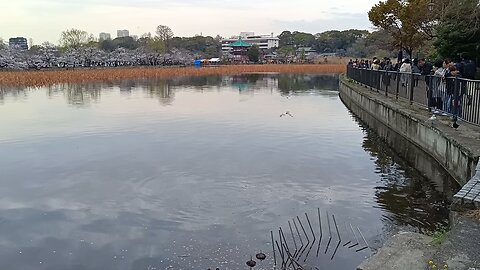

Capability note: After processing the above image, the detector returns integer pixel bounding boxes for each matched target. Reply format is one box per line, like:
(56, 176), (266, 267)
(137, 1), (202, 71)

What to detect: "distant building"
(296, 47), (318, 57)
(117, 30), (129, 38)
(9, 37), (28, 50)
(99, 32), (111, 41)
(221, 32), (279, 54)
(227, 39), (252, 63)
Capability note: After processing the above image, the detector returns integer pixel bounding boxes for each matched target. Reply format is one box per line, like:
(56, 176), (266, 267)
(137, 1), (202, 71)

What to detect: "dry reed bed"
(0, 64), (346, 87)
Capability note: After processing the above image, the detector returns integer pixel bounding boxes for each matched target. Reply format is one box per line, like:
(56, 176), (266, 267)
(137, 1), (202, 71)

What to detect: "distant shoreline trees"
(2, 5), (479, 71)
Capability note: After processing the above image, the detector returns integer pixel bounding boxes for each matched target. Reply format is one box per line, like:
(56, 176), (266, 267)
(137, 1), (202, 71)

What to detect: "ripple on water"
(0, 74), (457, 270)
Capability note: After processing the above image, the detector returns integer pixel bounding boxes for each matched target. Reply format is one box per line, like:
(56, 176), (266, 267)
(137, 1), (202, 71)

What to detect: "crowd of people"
(347, 55), (478, 119)
(347, 56), (476, 80)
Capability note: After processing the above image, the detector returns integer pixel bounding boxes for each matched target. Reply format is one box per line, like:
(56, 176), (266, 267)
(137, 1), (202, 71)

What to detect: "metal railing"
(346, 66), (480, 126)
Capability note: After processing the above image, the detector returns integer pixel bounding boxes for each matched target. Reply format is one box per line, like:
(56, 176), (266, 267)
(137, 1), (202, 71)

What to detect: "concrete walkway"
(430, 212), (480, 270)
(357, 232), (436, 270)
(357, 212), (480, 270)
(453, 163), (480, 209)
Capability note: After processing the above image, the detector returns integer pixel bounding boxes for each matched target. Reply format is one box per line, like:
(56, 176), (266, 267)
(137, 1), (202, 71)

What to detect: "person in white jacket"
(399, 58), (412, 87)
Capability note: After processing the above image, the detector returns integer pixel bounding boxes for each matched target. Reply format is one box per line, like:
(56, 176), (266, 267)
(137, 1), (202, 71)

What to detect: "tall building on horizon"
(9, 37), (28, 50)
(99, 32), (111, 41)
(117, 30), (129, 38)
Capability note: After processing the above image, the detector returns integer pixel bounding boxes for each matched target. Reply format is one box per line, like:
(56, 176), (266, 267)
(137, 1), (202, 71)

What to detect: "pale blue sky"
(1, 0), (379, 45)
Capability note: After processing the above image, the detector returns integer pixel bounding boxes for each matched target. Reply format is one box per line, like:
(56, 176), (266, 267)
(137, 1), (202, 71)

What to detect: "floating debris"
(255, 252), (266, 261)
(246, 256), (256, 268)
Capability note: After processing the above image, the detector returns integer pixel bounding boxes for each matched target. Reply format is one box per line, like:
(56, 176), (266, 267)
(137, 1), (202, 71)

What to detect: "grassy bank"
(0, 64), (346, 87)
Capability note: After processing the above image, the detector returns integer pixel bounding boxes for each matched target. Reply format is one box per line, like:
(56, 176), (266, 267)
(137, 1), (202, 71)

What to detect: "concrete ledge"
(339, 75), (480, 187)
(357, 232), (436, 270)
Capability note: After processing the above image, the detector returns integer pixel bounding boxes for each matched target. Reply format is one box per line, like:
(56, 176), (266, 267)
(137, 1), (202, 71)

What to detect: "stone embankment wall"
(339, 76), (479, 203)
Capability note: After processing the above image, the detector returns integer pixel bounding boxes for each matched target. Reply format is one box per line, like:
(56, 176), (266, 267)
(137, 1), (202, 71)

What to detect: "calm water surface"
(0, 74), (458, 270)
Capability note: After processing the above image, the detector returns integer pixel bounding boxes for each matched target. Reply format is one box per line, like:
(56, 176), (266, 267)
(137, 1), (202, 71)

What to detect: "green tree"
(168, 35), (221, 57)
(112, 36), (138, 50)
(433, 0), (480, 62)
(247, 45), (260, 62)
(292, 31), (316, 47)
(278, 46), (295, 62)
(99, 39), (116, 52)
(278, 31), (294, 47)
(368, 0), (437, 57)
(315, 30), (368, 53)
(59, 28), (90, 49)
(148, 37), (167, 53)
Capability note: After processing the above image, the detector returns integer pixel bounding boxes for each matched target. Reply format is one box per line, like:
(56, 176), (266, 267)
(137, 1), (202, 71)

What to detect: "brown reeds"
(0, 64), (346, 88)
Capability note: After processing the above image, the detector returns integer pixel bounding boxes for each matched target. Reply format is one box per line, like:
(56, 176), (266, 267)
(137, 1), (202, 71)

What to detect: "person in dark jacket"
(418, 58), (433, 75)
(458, 54), (476, 80)
(445, 64), (460, 113)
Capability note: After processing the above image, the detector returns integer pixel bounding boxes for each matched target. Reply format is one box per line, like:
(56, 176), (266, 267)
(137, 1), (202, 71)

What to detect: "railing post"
(409, 72), (414, 105)
(427, 75), (433, 112)
(385, 71), (389, 97)
(453, 76), (459, 124)
(396, 70), (400, 100)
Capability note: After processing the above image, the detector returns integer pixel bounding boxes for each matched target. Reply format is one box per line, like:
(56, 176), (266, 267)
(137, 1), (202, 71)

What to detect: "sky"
(1, 0), (380, 45)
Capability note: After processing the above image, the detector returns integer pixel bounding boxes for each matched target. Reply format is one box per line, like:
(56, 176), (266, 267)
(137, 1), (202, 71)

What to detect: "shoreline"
(0, 64), (346, 88)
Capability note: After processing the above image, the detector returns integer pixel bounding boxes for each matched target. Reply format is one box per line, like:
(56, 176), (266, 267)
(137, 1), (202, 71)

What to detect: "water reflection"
(342, 94), (460, 234)
(144, 79), (175, 105)
(360, 119), (455, 233)
(0, 87), (29, 105)
(45, 83), (102, 107)
(1, 74), (340, 107)
(0, 74), (458, 270)
(278, 73), (339, 95)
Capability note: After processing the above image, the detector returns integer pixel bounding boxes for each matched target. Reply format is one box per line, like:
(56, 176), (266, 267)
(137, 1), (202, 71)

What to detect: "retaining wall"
(339, 75), (479, 187)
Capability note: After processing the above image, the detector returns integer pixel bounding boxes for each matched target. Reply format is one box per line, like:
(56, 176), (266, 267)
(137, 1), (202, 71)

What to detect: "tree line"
(368, 0), (479, 64)
(1, 1), (478, 70)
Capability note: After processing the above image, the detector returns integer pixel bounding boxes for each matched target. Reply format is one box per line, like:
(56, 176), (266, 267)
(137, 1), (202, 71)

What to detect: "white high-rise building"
(99, 32), (111, 41)
(117, 30), (129, 38)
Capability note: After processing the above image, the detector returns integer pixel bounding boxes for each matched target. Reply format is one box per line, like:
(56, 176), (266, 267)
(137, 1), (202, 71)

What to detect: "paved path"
(454, 163), (480, 209)
(358, 213), (480, 270)
(431, 212), (480, 270)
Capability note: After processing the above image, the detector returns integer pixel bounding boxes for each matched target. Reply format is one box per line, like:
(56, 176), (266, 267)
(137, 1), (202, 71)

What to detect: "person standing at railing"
(412, 59), (421, 74)
(419, 59), (433, 76)
(457, 54), (476, 80)
(399, 59), (412, 87)
(347, 59), (354, 68)
(452, 55), (475, 118)
(384, 58), (394, 71)
(371, 59), (381, 70)
(418, 58), (434, 108)
(359, 59), (366, 68)
(445, 63), (460, 114)
(431, 60), (447, 112)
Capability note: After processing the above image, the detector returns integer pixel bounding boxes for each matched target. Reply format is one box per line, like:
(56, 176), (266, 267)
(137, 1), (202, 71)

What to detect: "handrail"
(346, 66), (480, 126)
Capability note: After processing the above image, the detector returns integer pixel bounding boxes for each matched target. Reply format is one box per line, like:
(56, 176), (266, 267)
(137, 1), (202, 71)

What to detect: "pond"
(0, 74), (459, 270)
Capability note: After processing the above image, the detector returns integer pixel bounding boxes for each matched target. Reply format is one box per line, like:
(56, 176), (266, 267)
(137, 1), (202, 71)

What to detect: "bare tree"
(155, 25), (174, 42)
(155, 25), (174, 51)
(59, 28), (90, 49)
